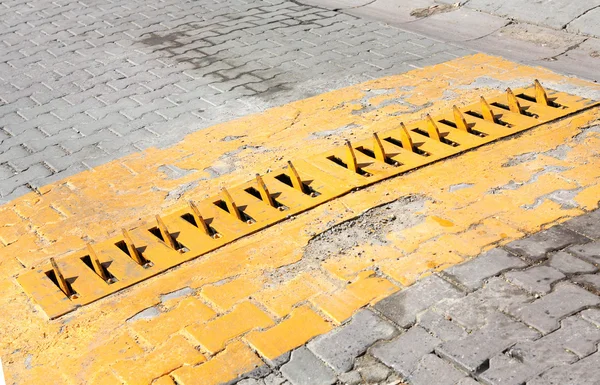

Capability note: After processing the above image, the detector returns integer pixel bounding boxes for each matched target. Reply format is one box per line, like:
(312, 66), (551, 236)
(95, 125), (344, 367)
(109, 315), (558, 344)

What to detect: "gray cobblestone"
(371, 326), (441, 377)
(307, 309), (396, 374)
(562, 209), (600, 240)
(436, 312), (540, 373)
(528, 351), (600, 385)
(504, 225), (590, 261)
(374, 275), (464, 328)
(417, 310), (468, 342)
(280, 347), (336, 385)
(507, 282), (600, 334)
(409, 354), (467, 385)
(571, 273), (600, 294)
(567, 240), (600, 265)
(1, 0), (465, 197)
(443, 248), (528, 291)
(504, 266), (566, 295)
(548, 251), (597, 274)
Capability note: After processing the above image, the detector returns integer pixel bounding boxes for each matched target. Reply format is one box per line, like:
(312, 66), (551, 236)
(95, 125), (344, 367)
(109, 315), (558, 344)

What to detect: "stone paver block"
(280, 347), (336, 385)
(528, 351), (600, 385)
(479, 315), (600, 385)
(307, 309), (396, 374)
(408, 354), (467, 385)
(581, 308), (600, 327)
(562, 209), (600, 240)
(504, 225), (590, 261)
(371, 326), (441, 377)
(337, 371), (362, 385)
(548, 251), (597, 274)
(374, 275), (464, 328)
(571, 273), (600, 294)
(436, 278), (533, 331)
(417, 310), (468, 342)
(444, 248), (528, 291)
(568, 240), (600, 265)
(505, 266), (566, 295)
(354, 355), (392, 383)
(436, 312), (540, 373)
(508, 282), (600, 334)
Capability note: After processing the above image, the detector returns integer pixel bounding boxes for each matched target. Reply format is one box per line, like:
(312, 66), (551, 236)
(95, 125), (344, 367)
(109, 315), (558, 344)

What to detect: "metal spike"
(221, 188), (242, 221)
(480, 96), (496, 123)
(398, 122), (414, 152)
(255, 174), (275, 207)
(50, 257), (73, 297)
(286, 161), (305, 193)
(453, 106), (470, 132)
(534, 79), (549, 106)
(425, 115), (441, 142)
(156, 215), (177, 250)
(122, 228), (145, 266)
(345, 140), (358, 173)
(188, 200), (210, 236)
(372, 133), (386, 162)
(506, 88), (522, 114)
(86, 243), (108, 281)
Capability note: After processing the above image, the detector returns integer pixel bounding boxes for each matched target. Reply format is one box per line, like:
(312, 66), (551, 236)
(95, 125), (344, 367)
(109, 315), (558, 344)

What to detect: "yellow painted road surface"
(1, 54), (600, 384)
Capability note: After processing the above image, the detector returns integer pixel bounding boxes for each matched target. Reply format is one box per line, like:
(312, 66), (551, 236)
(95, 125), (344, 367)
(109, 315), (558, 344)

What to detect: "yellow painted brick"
(254, 272), (335, 317)
(244, 305), (332, 359)
(152, 376), (176, 385)
(89, 369), (122, 385)
(130, 297), (216, 346)
(498, 200), (584, 233)
(172, 340), (263, 385)
(200, 274), (265, 311)
(185, 301), (274, 354)
(380, 249), (463, 286)
(112, 334), (205, 385)
(575, 184), (600, 210)
(322, 244), (398, 281)
(311, 274), (398, 323)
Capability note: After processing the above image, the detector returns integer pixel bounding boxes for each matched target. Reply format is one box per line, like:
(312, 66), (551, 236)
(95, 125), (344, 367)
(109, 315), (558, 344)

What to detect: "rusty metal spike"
(425, 115), (441, 142)
(188, 200), (210, 236)
(286, 161), (305, 193)
(372, 133), (386, 162)
(50, 257), (73, 297)
(453, 105), (470, 132)
(156, 215), (177, 250)
(86, 243), (108, 281)
(221, 188), (242, 221)
(506, 87), (522, 114)
(480, 96), (496, 123)
(534, 79), (549, 106)
(121, 228), (145, 266)
(398, 122), (414, 152)
(255, 174), (275, 207)
(345, 139), (358, 173)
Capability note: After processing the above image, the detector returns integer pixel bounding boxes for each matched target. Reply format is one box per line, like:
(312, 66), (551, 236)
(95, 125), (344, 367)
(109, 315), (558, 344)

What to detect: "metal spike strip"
(17, 81), (599, 319)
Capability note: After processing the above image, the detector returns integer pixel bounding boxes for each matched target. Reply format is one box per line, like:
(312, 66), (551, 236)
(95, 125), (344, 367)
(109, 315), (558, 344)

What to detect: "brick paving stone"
(504, 266), (566, 295)
(443, 248), (528, 291)
(504, 225), (591, 261)
(436, 311), (540, 373)
(567, 240), (600, 265)
(371, 326), (441, 377)
(562, 209), (600, 240)
(479, 316), (600, 385)
(307, 309), (396, 374)
(548, 251), (597, 274)
(374, 275), (464, 328)
(416, 310), (468, 342)
(0, 0), (464, 198)
(280, 347), (336, 385)
(581, 308), (600, 326)
(507, 282), (600, 334)
(408, 354), (467, 385)
(527, 351), (600, 385)
(353, 354), (393, 383)
(436, 277), (533, 331)
(571, 273), (600, 294)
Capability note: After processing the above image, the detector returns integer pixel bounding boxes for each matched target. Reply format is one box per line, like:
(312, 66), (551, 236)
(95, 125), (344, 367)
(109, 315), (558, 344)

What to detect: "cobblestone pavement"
(232, 210), (600, 385)
(0, 0), (470, 202)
